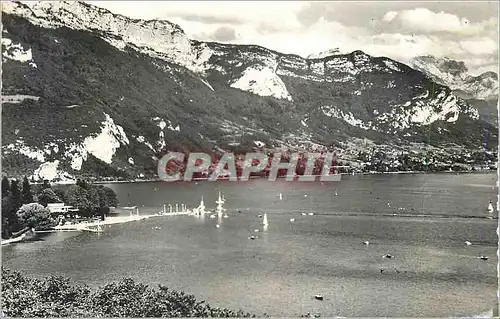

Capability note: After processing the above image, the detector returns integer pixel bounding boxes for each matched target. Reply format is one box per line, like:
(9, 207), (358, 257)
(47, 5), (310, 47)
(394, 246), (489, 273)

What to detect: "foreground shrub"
(1, 268), (255, 317)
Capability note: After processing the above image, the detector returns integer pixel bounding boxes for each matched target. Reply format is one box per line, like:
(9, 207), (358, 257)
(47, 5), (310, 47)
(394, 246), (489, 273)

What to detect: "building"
(46, 203), (79, 216)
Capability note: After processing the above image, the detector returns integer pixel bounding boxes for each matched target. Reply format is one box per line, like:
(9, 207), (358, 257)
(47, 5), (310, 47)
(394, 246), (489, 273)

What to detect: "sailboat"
(279, 193), (283, 200)
(487, 200), (495, 219)
(215, 192), (226, 219)
(194, 197), (207, 216)
(263, 213), (269, 226)
(216, 192), (225, 208)
(96, 219), (103, 232)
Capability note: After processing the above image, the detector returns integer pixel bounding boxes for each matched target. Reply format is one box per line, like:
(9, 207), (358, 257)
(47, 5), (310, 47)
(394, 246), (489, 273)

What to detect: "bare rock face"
(410, 55), (498, 101)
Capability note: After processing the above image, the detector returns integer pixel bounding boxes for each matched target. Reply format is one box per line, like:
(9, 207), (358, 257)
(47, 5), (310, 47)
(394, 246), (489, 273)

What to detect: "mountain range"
(1, 1), (498, 182)
(409, 55), (498, 125)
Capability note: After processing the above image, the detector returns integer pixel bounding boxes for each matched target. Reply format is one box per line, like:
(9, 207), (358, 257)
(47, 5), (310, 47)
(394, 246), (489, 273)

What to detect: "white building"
(47, 203), (79, 215)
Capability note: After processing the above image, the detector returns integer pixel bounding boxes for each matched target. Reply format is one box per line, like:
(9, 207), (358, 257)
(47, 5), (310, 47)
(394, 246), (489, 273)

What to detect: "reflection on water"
(2, 173), (498, 317)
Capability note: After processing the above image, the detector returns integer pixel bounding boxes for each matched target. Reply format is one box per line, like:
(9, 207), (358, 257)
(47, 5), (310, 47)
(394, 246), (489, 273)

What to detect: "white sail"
(216, 192), (224, 205)
(193, 197), (207, 216)
(215, 192), (226, 218)
(488, 202), (494, 213)
(199, 197), (206, 213)
(263, 213), (269, 226)
(96, 219), (103, 232)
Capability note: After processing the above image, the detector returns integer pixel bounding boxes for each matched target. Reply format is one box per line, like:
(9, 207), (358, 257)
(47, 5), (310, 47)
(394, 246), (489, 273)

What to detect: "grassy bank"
(1, 268), (256, 317)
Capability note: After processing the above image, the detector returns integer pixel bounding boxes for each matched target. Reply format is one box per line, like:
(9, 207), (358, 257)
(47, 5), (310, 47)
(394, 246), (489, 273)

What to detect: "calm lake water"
(2, 173), (498, 317)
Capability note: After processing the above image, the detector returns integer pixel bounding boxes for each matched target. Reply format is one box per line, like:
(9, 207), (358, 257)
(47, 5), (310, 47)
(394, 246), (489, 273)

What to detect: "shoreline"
(1, 233), (28, 246)
(88, 169), (497, 185)
(52, 212), (192, 232)
(2, 212), (193, 245)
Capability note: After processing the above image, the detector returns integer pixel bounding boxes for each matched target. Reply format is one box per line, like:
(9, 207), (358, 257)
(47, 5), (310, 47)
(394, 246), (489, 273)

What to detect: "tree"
(2, 196), (15, 239)
(53, 188), (66, 203)
(37, 188), (62, 207)
(76, 179), (90, 190)
(64, 185), (92, 216)
(87, 186), (100, 210)
(41, 179), (51, 190)
(16, 203), (53, 230)
(10, 180), (22, 212)
(2, 191), (22, 237)
(96, 186), (118, 208)
(1, 268), (255, 318)
(2, 177), (10, 198)
(21, 176), (34, 204)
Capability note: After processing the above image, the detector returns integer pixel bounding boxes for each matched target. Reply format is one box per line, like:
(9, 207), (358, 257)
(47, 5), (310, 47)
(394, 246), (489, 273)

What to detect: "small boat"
(123, 206), (137, 210)
(215, 224), (220, 228)
(263, 214), (269, 226)
(301, 212), (307, 216)
(383, 254), (394, 259)
(223, 214), (229, 218)
(249, 235), (256, 240)
(289, 218), (295, 222)
(465, 241), (472, 246)
(308, 212), (314, 216)
(363, 241), (370, 245)
(210, 214), (216, 219)
(314, 294), (324, 301)
(478, 255), (488, 260)
(279, 193), (283, 200)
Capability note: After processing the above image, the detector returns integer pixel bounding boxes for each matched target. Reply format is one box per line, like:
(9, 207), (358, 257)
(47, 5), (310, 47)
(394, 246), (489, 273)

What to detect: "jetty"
(1, 233), (28, 245)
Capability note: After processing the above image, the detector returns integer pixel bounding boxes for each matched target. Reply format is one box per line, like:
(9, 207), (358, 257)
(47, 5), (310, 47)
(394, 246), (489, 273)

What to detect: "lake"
(2, 172), (498, 317)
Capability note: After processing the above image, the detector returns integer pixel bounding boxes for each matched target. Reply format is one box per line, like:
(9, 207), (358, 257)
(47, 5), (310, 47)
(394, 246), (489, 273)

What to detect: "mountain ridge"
(409, 55), (498, 101)
(1, 1), (497, 182)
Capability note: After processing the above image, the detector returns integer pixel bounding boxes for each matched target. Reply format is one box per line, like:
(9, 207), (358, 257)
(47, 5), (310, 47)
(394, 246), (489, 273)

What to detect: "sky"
(85, 1), (499, 75)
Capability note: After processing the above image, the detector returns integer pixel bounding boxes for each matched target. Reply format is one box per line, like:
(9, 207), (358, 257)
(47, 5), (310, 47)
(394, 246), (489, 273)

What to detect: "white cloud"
(382, 11), (398, 22)
(460, 38), (498, 55)
(381, 8), (492, 36)
(86, 1), (304, 30)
